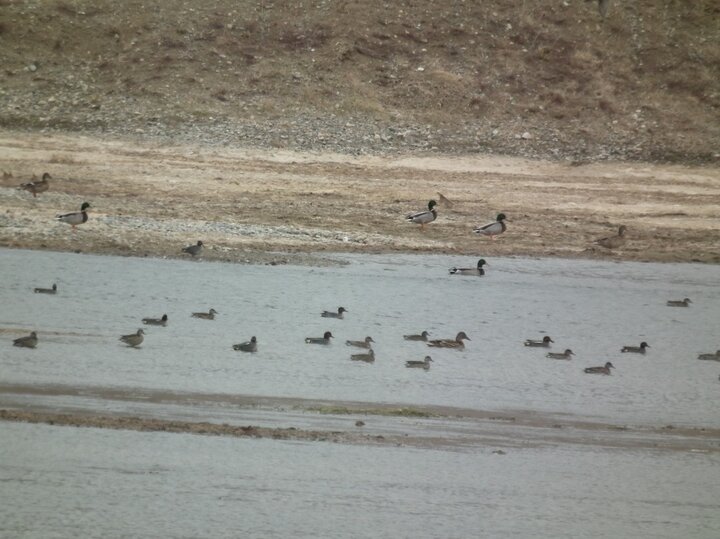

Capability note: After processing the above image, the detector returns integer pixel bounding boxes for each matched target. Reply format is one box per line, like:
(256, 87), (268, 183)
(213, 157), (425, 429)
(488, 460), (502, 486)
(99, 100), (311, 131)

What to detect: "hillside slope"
(1, 0), (718, 162)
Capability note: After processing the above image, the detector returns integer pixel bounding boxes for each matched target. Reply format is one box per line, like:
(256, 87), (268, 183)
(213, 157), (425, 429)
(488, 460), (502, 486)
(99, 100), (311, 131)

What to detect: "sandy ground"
(1, 130), (719, 264)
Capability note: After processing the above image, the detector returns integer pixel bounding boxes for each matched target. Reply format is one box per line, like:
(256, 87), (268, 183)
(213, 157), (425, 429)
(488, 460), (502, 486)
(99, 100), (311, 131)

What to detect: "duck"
(233, 336), (258, 352)
(191, 308), (218, 320)
(593, 225), (627, 249)
(666, 298), (691, 307)
(449, 259), (487, 276)
(182, 240), (203, 257)
(546, 349), (575, 360)
(405, 356), (433, 370)
(621, 341), (650, 354)
(473, 213), (507, 240)
(119, 329), (144, 348)
(584, 362), (614, 375)
(427, 331), (471, 349)
(524, 336), (554, 347)
(697, 351), (720, 361)
(351, 349), (375, 363)
(13, 331), (38, 349)
(406, 200), (438, 229)
(19, 172), (51, 197)
(305, 331), (333, 345)
(345, 336), (375, 349)
(34, 283), (57, 294)
(321, 307), (348, 319)
(142, 314), (168, 326)
(404, 331), (430, 341)
(56, 202), (90, 230)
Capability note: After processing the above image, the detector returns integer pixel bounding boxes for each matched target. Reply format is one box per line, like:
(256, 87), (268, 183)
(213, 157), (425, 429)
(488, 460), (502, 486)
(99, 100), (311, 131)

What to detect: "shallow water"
(1, 422), (718, 539)
(1, 248), (719, 426)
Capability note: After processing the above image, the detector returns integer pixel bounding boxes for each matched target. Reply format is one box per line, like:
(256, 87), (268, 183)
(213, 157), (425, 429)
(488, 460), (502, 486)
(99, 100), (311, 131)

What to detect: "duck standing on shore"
(19, 172), (51, 197)
(406, 200), (438, 229)
(182, 240), (203, 257)
(473, 213), (507, 240)
(56, 202), (90, 231)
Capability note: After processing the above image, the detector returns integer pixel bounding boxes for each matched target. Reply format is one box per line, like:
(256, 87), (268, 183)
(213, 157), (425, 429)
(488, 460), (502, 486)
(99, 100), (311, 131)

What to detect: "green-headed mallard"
(404, 331), (430, 341)
(191, 308), (218, 320)
(119, 328), (144, 348)
(621, 341), (650, 354)
(56, 202), (90, 230)
(351, 349), (375, 363)
(546, 349), (574, 360)
(142, 314), (168, 326)
(524, 336), (554, 347)
(427, 331), (470, 349)
(593, 225), (627, 249)
(233, 336), (257, 352)
(697, 350), (720, 361)
(346, 336), (374, 349)
(449, 259), (487, 276)
(473, 213), (507, 240)
(405, 356), (433, 370)
(584, 361), (614, 375)
(321, 307), (348, 319)
(34, 283), (57, 294)
(13, 331), (38, 348)
(667, 298), (691, 307)
(182, 240), (203, 257)
(19, 172), (50, 197)
(406, 200), (438, 229)
(305, 331), (333, 345)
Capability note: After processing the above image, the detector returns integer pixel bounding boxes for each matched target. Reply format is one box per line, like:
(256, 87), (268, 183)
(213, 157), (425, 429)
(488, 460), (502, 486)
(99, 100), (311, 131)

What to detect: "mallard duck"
(406, 200), (438, 229)
(546, 349), (574, 360)
(13, 331), (38, 348)
(449, 259), (487, 276)
(524, 336), (554, 347)
(667, 298), (691, 307)
(351, 349), (375, 363)
(191, 308), (218, 320)
(697, 351), (720, 361)
(404, 331), (430, 341)
(119, 329), (144, 348)
(405, 356), (433, 370)
(427, 331), (470, 349)
(19, 172), (51, 197)
(473, 213), (507, 239)
(142, 314), (168, 326)
(621, 341), (650, 354)
(56, 202), (90, 230)
(584, 362), (614, 375)
(34, 283), (57, 294)
(233, 336), (258, 352)
(305, 331), (333, 344)
(182, 240), (203, 257)
(321, 307), (348, 319)
(346, 336), (374, 349)
(593, 225), (627, 249)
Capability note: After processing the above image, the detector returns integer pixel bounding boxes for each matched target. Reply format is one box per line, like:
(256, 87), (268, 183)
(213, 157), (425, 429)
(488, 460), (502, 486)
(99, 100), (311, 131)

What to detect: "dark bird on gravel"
(34, 283), (57, 294)
(13, 331), (38, 349)
(182, 240), (203, 257)
(56, 202), (90, 231)
(19, 172), (51, 197)
(473, 213), (507, 240)
(593, 225), (627, 249)
(406, 200), (438, 229)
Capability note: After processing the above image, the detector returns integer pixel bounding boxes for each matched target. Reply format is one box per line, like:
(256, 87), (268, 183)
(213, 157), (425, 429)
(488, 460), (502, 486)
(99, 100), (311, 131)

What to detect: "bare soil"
(1, 131), (719, 264)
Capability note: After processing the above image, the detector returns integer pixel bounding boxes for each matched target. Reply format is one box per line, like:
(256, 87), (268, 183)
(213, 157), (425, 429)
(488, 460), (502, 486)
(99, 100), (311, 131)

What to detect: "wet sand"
(1, 384), (718, 453)
(1, 131), (719, 264)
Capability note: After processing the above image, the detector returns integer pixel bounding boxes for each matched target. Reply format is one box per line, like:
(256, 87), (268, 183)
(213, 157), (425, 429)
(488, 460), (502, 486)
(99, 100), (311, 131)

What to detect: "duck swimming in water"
(449, 259), (487, 276)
